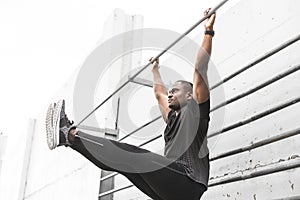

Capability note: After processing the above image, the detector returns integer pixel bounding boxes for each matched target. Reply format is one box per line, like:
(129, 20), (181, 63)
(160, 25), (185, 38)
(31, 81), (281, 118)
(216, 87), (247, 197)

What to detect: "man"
(46, 9), (215, 200)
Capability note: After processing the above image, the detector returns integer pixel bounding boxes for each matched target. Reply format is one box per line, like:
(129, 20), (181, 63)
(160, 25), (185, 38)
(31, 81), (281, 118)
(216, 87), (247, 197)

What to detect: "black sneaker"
(45, 100), (75, 150)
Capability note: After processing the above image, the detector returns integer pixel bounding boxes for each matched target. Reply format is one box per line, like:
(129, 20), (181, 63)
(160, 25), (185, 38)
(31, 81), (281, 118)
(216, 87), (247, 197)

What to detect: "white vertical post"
(0, 132), (8, 179)
(98, 9), (144, 200)
(18, 119), (36, 200)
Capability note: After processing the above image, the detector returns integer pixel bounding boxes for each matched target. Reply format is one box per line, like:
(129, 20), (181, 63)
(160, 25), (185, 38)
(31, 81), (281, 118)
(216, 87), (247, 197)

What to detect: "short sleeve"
(198, 99), (210, 119)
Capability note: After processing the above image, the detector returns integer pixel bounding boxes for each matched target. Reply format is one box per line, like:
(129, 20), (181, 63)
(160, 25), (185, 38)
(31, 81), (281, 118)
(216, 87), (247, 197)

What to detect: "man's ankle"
(68, 127), (77, 144)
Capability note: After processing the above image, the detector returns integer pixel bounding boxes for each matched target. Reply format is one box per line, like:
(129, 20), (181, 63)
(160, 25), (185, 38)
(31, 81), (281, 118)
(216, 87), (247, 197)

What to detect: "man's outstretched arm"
(151, 58), (171, 123)
(193, 9), (216, 103)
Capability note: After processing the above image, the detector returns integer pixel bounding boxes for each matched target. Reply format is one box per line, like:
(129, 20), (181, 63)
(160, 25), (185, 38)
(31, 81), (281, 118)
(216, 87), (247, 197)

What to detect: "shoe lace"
(62, 112), (74, 127)
(68, 120), (74, 126)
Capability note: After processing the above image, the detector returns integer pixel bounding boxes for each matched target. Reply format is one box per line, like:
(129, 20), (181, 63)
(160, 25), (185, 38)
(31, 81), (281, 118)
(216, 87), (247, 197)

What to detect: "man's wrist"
(204, 30), (215, 37)
(152, 66), (160, 71)
(205, 26), (214, 31)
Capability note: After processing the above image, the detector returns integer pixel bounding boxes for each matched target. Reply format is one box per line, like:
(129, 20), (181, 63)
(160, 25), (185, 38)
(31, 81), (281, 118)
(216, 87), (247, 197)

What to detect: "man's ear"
(186, 91), (193, 100)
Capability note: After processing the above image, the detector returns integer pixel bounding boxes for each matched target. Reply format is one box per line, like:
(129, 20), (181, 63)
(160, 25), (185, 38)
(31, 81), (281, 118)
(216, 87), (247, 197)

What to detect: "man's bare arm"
(151, 58), (171, 123)
(193, 9), (216, 103)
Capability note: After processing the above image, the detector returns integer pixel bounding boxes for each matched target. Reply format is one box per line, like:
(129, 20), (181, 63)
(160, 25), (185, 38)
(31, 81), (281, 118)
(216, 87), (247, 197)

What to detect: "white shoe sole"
(46, 102), (55, 150)
(46, 100), (64, 150)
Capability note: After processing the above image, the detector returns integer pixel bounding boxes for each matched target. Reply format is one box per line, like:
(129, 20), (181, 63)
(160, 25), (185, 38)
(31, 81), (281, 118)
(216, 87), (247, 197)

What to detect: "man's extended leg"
(46, 100), (170, 199)
(46, 100), (206, 200)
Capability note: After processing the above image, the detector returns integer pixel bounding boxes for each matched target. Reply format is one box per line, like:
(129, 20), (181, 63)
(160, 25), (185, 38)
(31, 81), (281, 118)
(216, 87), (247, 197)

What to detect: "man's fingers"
(149, 57), (155, 64)
(207, 13), (216, 24)
(204, 8), (211, 16)
(203, 7), (216, 27)
(149, 57), (159, 64)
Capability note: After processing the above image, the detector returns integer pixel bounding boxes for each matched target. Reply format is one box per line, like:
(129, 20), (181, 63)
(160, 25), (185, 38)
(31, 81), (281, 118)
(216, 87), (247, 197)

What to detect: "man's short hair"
(175, 80), (193, 93)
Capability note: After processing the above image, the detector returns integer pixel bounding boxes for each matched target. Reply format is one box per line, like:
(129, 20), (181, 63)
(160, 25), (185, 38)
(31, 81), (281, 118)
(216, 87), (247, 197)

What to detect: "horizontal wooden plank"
(203, 160), (300, 199)
(209, 102), (300, 159)
(210, 134), (300, 180)
(209, 70), (300, 134)
(217, 42), (300, 105)
(210, 127), (300, 161)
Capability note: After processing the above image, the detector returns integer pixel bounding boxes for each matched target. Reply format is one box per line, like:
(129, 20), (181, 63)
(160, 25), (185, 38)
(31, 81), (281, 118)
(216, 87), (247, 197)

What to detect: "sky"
(0, 0), (240, 199)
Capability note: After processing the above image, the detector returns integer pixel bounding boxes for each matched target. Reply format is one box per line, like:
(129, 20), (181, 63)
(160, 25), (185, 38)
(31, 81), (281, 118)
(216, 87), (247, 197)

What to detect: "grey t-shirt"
(164, 99), (210, 188)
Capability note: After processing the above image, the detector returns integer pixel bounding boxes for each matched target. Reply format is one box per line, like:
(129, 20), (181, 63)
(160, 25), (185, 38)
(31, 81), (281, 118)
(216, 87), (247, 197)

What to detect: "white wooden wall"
(202, 0), (300, 199)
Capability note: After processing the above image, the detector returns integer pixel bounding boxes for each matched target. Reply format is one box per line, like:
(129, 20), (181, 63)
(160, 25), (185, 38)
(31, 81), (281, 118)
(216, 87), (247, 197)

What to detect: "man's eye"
(169, 89), (178, 94)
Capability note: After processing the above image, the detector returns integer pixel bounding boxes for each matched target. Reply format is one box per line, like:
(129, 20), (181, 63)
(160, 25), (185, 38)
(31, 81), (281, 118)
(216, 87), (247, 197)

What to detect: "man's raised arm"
(193, 9), (216, 103)
(151, 58), (171, 123)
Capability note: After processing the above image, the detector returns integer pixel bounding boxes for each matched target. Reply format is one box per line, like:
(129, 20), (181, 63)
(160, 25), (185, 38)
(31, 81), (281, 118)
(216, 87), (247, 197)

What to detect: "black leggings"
(70, 131), (206, 200)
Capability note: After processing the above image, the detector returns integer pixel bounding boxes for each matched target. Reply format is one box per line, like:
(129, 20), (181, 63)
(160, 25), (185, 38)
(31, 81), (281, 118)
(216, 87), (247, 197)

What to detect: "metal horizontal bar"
(98, 184), (133, 198)
(77, 125), (105, 133)
(211, 64), (300, 112)
(137, 135), (161, 147)
(130, 77), (153, 88)
(210, 34), (300, 90)
(78, 125), (118, 135)
(99, 158), (300, 197)
(100, 171), (118, 182)
(118, 116), (162, 142)
(98, 184), (132, 198)
(208, 96), (300, 138)
(210, 127), (300, 161)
